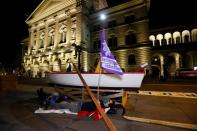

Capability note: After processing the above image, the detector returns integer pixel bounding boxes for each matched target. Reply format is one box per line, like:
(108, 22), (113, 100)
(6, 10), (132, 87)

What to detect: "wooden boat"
(47, 72), (144, 88)
(48, 30), (147, 89)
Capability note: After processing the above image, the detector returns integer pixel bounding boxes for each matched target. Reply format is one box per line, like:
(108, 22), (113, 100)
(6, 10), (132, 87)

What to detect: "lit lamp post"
(96, 13), (107, 99)
(100, 13), (106, 21)
(72, 43), (82, 71)
(98, 13), (118, 131)
(100, 13), (106, 31)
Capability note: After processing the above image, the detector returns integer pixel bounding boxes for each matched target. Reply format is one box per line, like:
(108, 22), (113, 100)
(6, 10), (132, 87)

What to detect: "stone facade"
(23, 0), (151, 78)
(149, 26), (197, 78)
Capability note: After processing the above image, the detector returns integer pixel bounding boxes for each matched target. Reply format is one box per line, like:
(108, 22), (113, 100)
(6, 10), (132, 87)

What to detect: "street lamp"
(72, 43), (82, 71)
(100, 13), (106, 21)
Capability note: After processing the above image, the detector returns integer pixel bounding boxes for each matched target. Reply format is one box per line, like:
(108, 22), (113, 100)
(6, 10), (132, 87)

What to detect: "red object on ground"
(77, 109), (105, 121)
(90, 110), (102, 121)
(77, 111), (90, 118)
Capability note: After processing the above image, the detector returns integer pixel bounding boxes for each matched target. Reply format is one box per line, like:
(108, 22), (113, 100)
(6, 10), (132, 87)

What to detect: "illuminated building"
(23, 0), (197, 79)
(23, 0), (151, 78)
(149, 25), (197, 78)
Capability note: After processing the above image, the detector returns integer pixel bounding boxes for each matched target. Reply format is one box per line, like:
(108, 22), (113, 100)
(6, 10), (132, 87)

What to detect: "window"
(176, 36), (181, 44)
(59, 24), (67, 43)
(93, 40), (100, 51)
(161, 39), (167, 45)
(154, 40), (160, 46)
(40, 32), (45, 48)
(125, 15), (134, 24)
(40, 39), (44, 48)
(108, 20), (116, 28)
(149, 40), (153, 45)
(128, 54), (136, 65)
(125, 33), (136, 45)
(93, 24), (100, 31)
(168, 38), (172, 44)
(184, 35), (189, 43)
(49, 37), (53, 46)
(108, 36), (117, 49)
(60, 32), (66, 43)
(33, 40), (36, 49)
(48, 28), (55, 46)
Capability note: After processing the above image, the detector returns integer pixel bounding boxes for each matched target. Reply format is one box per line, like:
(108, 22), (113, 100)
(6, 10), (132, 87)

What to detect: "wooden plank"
(91, 89), (122, 93)
(101, 92), (123, 99)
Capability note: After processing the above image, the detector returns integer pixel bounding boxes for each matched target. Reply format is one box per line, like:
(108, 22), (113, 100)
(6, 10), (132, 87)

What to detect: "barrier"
(0, 75), (17, 90)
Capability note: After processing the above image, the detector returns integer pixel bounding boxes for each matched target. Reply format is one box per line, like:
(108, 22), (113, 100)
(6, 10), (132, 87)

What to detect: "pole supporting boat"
(71, 61), (117, 131)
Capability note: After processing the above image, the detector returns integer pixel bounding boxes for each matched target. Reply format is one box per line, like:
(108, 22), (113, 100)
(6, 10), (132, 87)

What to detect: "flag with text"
(100, 29), (123, 75)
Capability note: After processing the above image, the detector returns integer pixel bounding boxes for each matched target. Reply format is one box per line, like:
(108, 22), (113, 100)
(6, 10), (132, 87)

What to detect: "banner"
(100, 29), (123, 75)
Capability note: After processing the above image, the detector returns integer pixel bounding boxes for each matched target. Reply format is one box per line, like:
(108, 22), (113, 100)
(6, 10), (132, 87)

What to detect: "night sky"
(0, 0), (42, 69)
(149, 0), (197, 29)
(0, 0), (196, 69)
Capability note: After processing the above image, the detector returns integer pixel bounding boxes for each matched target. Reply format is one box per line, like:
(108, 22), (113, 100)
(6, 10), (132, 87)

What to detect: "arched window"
(149, 35), (155, 46)
(108, 35), (117, 49)
(156, 34), (163, 46)
(191, 29), (197, 42)
(128, 54), (136, 65)
(33, 34), (37, 49)
(182, 30), (190, 43)
(93, 39), (100, 51)
(184, 35), (190, 43)
(164, 33), (172, 45)
(125, 32), (136, 45)
(154, 40), (160, 46)
(151, 56), (160, 65)
(173, 31), (181, 44)
(59, 24), (67, 43)
(49, 37), (53, 46)
(40, 39), (44, 48)
(161, 39), (167, 45)
(125, 15), (134, 24)
(108, 20), (116, 28)
(176, 36), (181, 44)
(168, 38), (172, 44)
(48, 28), (55, 46)
(40, 32), (45, 48)
(149, 40), (153, 45)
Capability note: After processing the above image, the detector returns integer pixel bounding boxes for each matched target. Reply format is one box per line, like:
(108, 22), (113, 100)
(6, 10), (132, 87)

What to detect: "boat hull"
(48, 72), (144, 89)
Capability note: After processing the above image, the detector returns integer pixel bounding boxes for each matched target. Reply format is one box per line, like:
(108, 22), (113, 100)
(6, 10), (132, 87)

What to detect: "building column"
(54, 16), (60, 48)
(135, 21), (151, 73)
(76, 13), (82, 45)
(175, 54), (180, 69)
(65, 10), (71, 44)
(44, 22), (49, 49)
(36, 27), (40, 50)
(160, 56), (164, 78)
(75, 5), (89, 71)
(135, 47), (151, 70)
(28, 26), (34, 54)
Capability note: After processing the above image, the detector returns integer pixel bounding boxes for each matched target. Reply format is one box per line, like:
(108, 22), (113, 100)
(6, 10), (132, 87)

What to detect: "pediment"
(34, 0), (62, 17)
(26, 0), (75, 24)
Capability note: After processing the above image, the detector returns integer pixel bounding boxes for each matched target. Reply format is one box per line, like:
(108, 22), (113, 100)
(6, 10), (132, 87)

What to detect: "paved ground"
(125, 94), (197, 129)
(0, 77), (197, 131)
(0, 90), (193, 131)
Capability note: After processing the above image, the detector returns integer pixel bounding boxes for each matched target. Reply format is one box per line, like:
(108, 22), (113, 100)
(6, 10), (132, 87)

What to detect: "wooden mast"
(72, 61), (117, 131)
